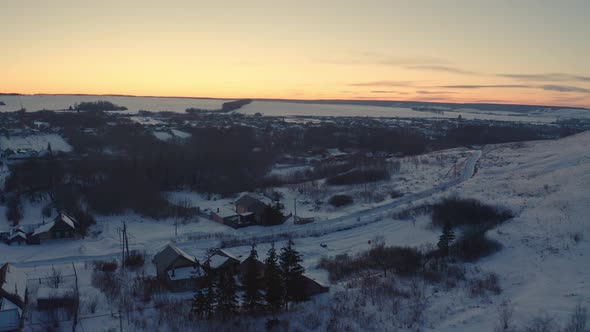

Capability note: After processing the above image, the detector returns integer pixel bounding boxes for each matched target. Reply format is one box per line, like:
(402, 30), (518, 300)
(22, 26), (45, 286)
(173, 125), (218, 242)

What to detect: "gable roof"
(235, 195), (266, 210)
(0, 264), (26, 311)
(153, 244), (197, 273)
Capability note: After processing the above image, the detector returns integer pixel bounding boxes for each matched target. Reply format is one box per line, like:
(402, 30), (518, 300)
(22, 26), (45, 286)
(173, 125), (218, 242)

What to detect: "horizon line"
(1, 92), (588, 110)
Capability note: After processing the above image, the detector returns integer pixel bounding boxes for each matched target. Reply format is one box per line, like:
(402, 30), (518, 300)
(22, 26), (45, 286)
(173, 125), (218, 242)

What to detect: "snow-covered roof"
(0, 264), (26, 310)
(7, 232), (26, 241)
(208, 254), (229, 269)
(32, 221), (55, 236)
(214, 208), (238, 219)
(58, 213), (77, 229)
(207, 249), (239, 269)
(167, 265), (205, 281)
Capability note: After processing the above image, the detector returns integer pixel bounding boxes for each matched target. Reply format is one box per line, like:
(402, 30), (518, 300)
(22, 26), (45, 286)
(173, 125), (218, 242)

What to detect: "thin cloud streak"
(406, 65), (482, 76)
(543, 85), (590, 93)
(348, 81), (415, 87)
(498, 73), (590, 83)
(439, 84), (531, 89)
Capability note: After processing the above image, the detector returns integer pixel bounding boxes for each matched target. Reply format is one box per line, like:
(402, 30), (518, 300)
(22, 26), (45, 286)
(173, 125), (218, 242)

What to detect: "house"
(5, 229), (27, 246)
(0, 264), (27, 332)
(28, 213), (77, 244)
(235, 195), (268, 224)
(209, 208), (241, 227)
(300, 275), (330, 298)
(153, 244), (203, 292)
(238, 256), (266, 280)
(206, 249), (240, 275)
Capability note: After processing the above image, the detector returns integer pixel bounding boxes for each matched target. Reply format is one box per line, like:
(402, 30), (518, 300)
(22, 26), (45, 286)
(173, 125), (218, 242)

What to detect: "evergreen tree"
(242, 243), (263, 312)
(437, 222), (456, 256)
(216, 270), (238, 319)
(191, 288), (207, 319)
(279, 239), (305, 310)
(264, 242), (284, 313)
(201, 260), (217, 319)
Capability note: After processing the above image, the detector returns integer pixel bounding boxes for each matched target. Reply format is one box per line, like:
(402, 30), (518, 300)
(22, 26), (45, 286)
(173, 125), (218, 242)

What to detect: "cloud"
(370, 90), (398, 93)
(542, 85), (590, 93)
(348, 80), (415, 87)
(415, 90), (457, 95)
(438, 84), (531, 89)
(498, 73), (590, 83)
(321, 53), (450, 67)
(405, 65), (482, 76)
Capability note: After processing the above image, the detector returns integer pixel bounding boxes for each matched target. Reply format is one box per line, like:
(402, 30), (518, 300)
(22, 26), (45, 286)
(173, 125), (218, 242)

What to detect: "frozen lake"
(1, 94), (588, 123)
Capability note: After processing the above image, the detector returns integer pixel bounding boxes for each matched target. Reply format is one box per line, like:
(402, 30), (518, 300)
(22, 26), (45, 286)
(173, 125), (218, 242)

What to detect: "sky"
(1, 0), (590, 107)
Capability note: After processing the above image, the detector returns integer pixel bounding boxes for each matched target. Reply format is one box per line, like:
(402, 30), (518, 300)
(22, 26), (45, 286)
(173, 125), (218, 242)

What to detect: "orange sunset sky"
(1, 0), (590, 107)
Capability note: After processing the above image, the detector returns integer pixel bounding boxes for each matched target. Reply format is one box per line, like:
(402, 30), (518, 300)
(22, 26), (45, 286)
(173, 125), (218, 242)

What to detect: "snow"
(171, 129), (191, 139)
(0, 133), (72, 152)
(32, 221), (54, 236)
(37, 287), (74, 299)
(152, 131), (173, 141)
(1, 131), (590, 330)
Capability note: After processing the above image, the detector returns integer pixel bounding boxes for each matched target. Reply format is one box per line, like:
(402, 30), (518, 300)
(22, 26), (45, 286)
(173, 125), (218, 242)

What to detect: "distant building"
(235, 194), (268, 224)
(0, 263), (27, 332)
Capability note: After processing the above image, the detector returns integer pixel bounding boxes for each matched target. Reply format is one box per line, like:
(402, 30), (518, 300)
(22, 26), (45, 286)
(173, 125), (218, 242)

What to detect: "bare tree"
(564, 303), (588, 332)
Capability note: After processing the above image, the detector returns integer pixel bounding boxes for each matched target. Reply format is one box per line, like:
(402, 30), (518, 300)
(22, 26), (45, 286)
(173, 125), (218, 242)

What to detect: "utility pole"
(72, 263), (79, 332)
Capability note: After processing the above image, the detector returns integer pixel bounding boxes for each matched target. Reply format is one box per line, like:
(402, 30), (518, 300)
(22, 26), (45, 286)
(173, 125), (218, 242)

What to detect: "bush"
(93, 260), (118, 273)
(328, 194), (353, 207)
(432, 197), (512, 228)
(453, 227), (502, 261)
(124, 250), (145, 269)
(73, 100), (127, 112)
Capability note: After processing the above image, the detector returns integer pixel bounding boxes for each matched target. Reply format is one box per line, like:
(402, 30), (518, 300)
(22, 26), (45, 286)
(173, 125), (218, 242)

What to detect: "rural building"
(153, 244), (204, 292)
(209, 208), (240, 227)
(235, 195), (268, 224)
(206, 249), (240, 275)
(0, 264), (27, 332)
(28, 213), (77, 244)
(300, 275), (330, 298)
(5, 228), (27, 246)
(238, 256), (267, 280)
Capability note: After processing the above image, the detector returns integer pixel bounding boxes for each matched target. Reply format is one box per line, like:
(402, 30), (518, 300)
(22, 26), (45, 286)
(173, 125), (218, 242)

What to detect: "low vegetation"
(328, 194), (353, 207)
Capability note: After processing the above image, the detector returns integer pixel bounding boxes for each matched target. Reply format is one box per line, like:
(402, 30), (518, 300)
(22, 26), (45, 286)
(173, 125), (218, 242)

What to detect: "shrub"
(432, 197), (512, 228)
(124, 250), (145, 269)
(93, 260), (118, 273)
(326, 168), (389, 186)
(328, 194), (353, 207)
(453, 227), (502, 261)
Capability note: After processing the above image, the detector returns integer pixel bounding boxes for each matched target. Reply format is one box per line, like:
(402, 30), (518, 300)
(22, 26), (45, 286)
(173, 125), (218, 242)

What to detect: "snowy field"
(0, 133), (72, 152)
(2, 94), (589, 123)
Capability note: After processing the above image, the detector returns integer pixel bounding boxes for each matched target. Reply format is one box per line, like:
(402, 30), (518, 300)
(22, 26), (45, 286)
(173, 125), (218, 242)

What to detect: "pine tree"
(264, 242), (284, 313)
(216, 270), (238, 319)
(191, 288), (207, 319)
(242, 243), (263, 312)
(201, 260), (217, 319)
(437, 222), (455, 256)
(279, 239), (305, 310)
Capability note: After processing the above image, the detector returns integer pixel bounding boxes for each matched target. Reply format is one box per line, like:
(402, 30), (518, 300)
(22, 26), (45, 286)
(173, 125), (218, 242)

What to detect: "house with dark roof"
(235, 194), (268, 224)
(0, 264), (27, 332)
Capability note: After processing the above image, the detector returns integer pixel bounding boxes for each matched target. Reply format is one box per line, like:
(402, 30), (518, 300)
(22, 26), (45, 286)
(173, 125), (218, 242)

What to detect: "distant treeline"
(71, 100), (127, 112)
(186, 99), (252, 114)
